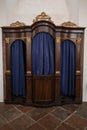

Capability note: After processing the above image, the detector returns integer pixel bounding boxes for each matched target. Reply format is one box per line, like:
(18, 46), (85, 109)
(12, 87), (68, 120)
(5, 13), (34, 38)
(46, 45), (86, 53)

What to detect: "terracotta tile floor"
(0, 102), (87, 130)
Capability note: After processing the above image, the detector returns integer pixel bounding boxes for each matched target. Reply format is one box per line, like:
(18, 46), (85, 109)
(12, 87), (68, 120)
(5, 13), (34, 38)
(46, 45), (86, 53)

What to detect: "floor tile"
(0, 102), (86, 130)
(76, 102), (87, 119)
(1, 123), (15, 130)
(56, 123), (77, 130)
(1, 108), (22, 122)
(26, 123), (45, 130)
(11, 115), (35, 130)
(38, 114), (61, 130)
(27, 107), (52, 121)
(0, 103), (14, 114)
(16, 105), (34, 113)
(0, 115), (7, 128)
(62, 104), (80, 113)
(65, 114), (87, 130)
(51, 107), (71, 121)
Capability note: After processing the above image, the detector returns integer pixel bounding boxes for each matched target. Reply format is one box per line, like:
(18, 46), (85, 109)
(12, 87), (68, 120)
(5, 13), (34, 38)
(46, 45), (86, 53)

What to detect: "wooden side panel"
(55, 76), (60, 102)
(75, 76), (82, 103)
(26, 76), (32, 104)
(5, 75), (11, 102)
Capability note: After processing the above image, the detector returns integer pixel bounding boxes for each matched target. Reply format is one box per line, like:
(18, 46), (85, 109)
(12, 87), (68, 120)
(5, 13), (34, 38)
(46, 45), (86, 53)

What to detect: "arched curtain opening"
(11, 39), (26, 97)
(32, 32), (55, 75)
(60, 40), (76, 97)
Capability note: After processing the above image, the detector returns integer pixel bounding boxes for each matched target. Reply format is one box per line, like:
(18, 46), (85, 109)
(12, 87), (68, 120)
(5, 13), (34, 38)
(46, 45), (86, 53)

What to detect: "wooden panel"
(5, 43), (11, 70)
(55, 76), (60, 101)
(4, 75), (11, 102)
(26, 76), (32, 104)
(25, 32), (31, 72)
(55, 33), (61, 73)
(76, 43), (81, 70)
(33, 76), (54, 103)
(75, 75), (82, 103)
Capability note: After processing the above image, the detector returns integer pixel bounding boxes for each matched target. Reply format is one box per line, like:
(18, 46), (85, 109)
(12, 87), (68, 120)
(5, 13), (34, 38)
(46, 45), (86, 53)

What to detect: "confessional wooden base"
(2, 12), (85, 107)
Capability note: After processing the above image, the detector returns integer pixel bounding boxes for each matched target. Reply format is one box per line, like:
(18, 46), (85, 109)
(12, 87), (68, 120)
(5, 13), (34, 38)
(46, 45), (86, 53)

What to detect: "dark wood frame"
(2, 13), (85, 106)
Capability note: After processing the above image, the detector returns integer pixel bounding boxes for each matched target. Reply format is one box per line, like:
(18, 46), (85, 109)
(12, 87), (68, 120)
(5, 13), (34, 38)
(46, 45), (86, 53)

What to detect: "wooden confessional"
(2, 12), (85, 106)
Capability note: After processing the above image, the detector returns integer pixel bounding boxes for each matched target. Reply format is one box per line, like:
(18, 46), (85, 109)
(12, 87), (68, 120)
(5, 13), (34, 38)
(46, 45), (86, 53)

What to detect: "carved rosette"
(61, 21), (78, 27)
(10, 21), (26, 27)
(33, 12), (54, 23)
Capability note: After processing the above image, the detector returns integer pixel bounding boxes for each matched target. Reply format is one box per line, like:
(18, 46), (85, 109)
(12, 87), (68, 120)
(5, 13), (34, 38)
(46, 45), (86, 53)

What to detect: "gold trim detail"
(76, 70), (80, 74)
(76, 38), (81, 44)
(61, 21), (78, 27)
(56, 37), (81, 44)
(5, 37), (31, 44)
(5, 38), (10, 44)
(5, 70), (10, 74)
(56, 37), (61, 43)
(10, 21), (26, 27)
(56, 71), (60, 74)
(26, 37), (31, 43)
(27, 71), (31, 74)
(33, 12), (53, 23)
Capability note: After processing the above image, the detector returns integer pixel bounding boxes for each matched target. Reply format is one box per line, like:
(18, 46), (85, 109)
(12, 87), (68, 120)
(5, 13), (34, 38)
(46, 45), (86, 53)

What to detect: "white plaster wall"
(79, 0), (87, 101)
(0, 0), (86, 102)
(5, 0), (69, 25)
(0, 0), (7, 102)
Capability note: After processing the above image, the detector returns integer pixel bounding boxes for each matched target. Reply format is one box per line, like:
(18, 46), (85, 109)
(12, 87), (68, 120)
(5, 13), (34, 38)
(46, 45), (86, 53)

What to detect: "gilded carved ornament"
(33, 12), (54, 23)
(61, 21), (78, 27)
(10, 21), (26, 27)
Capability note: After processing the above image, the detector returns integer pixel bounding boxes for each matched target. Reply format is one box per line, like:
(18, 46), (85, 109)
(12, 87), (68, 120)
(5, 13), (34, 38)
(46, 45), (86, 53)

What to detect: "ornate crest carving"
(33, 12), (53, 23)
(61, 21), (78, 27)
(10, 21), (26, 27)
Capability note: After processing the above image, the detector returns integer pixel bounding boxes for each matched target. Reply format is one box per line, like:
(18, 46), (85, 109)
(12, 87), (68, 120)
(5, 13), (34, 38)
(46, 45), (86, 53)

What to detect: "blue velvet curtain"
(11, 40), (26, 96)
(60, 40), (76, 96)
(32, 32), (55, 75)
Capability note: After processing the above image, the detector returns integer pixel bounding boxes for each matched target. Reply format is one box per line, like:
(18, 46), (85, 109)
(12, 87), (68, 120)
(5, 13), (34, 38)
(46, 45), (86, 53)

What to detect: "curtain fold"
(11, 40), (25, 96)
(60, 40), (76, 96)
(32, 32), (55, 75)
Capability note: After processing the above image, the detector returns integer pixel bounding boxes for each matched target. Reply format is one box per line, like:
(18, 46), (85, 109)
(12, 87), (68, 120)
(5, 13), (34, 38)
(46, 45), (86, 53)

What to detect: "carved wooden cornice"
(10, 21), (26, 27)
(33, 12), (53, 23)
(61, 21), (78, 27)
